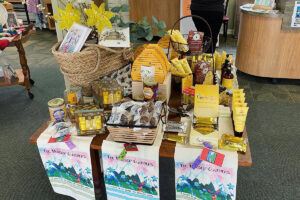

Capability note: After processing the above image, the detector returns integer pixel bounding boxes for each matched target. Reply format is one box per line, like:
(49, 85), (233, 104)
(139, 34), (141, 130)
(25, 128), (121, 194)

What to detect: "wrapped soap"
(194, 117), (218, 125)
(163, 134), (186, 144)
(218, 134), (247, 152)
(163, 121), (188, 134)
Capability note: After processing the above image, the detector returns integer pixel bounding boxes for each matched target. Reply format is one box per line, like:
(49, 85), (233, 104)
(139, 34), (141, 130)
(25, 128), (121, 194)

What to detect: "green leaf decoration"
(137, 26), (147, 38)
(130, 32), (138, 42)
(157, 29), (166, 37)
(120, 4), (130, 12)
(111, 6), (121, 13)
(158, 21), (166, 29)
(152, 16), (158, 27)
(140, 16), (148, 25)
(110, 15), (120, 23)
(145, 31), (153, 41)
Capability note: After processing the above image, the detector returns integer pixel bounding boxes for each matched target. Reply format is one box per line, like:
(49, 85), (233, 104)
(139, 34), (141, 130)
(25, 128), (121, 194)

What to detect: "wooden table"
(0, 24), (35, 99)
(30, 88), (252, 198)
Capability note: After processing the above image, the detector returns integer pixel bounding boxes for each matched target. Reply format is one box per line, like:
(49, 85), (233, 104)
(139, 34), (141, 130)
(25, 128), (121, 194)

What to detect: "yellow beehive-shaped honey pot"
(131, 44), (170, 83)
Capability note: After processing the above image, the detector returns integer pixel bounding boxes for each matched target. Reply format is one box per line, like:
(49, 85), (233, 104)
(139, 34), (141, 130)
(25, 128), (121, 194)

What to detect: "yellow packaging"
(232, 96), (245, 104)
(233, 107), (249, 122)
(233, 93), (245, 99)
(131, 45), (169, 83)
(218, 134), (247, 152)
(182, 74), (193, 93)
(215, 51), (222, 70)
(233, 89), (244, 96)
(67, 92), (77, 105)
(203, 71), (214, 85)
(170, 64), (189, 77)
(221, 51), (227, 63)
(179, 58), (192, 74)
(234, 121), (246, 132)
(171, 58), (185, 74)
(103, 91), (109, 105)
(189, 128), (219, 148)
(222, 78), (234, 90)
(194, 85), (219, 118)
(234, 103), (248, 107)
(191, 56), (196, 72)
(164, 134), (186, 143)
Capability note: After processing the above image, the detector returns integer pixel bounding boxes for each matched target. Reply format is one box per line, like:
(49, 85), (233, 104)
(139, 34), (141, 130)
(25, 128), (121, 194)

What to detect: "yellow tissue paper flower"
(85, 2), (114, 34)
(53, 3), (82, 30)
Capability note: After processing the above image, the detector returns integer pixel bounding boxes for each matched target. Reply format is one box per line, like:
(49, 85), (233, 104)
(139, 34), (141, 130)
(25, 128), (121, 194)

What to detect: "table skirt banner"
(37, 124), (95, 200)
(102, 125), (163, 200)
(174, 147), (238, 200)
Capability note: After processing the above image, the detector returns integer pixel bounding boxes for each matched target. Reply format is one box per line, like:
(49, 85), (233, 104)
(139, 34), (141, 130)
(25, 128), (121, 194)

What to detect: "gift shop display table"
(29, 89), (252, 198)
(0, 24), (36, 98)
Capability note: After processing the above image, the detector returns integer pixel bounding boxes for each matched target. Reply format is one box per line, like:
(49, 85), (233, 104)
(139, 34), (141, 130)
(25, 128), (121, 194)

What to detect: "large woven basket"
(52, 42), (133, 88)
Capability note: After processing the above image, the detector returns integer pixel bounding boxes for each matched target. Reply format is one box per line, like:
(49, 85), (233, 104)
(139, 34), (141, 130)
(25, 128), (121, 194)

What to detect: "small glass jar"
(48, 98), (66, 121)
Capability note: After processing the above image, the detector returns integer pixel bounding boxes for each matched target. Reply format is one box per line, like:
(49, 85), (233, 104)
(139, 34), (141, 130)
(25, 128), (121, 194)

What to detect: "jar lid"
(48, 98), (65, 107)
(143, 77), (158, 86)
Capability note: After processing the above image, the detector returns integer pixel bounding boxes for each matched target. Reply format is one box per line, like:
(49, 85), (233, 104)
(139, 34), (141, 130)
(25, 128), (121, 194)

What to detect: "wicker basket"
(107, 121), (162, 144)
(52, 42), (133, 88)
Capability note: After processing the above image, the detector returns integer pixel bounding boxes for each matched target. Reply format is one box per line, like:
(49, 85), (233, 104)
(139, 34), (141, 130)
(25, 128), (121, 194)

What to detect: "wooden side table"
(0, 24), (36, 98)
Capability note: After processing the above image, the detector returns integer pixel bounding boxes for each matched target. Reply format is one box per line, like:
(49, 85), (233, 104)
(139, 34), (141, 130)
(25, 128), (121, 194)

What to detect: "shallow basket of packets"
(106, 100), (166, 144)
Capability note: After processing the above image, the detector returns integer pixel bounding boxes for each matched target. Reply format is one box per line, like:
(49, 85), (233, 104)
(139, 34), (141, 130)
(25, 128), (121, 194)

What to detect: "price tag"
(200, 148), (225, 167)
(124, 144), (138, 152)
(140, 66), (155, 81)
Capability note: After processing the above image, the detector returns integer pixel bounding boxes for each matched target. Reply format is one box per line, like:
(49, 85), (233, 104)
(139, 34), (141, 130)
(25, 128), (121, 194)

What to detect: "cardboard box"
(132, 72), (172, 103)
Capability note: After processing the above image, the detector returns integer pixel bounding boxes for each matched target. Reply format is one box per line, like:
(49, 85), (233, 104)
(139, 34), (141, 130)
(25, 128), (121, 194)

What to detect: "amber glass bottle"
(221, 54), (230, 84)
(222, 66), (234, 90)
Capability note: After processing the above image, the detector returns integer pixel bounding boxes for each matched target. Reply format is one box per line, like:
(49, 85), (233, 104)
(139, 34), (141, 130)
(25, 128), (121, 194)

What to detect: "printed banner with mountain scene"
(102, 151), (160, 200)
(175, 148), (238, 200)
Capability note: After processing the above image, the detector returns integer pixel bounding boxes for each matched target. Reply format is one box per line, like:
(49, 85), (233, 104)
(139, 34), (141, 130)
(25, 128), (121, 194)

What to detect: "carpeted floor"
(0, 30), (299, 200)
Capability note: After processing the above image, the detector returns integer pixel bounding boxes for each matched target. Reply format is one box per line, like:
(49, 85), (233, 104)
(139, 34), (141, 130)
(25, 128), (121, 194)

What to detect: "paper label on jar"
(53, 109), (65, 121)
(140, 66), (155, 81)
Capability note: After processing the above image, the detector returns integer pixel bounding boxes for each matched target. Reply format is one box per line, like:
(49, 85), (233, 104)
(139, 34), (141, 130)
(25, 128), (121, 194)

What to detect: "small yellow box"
(194, 85), (219, 118)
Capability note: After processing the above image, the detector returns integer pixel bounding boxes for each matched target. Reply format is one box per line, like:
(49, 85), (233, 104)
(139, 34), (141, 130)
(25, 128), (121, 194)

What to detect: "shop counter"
(236, 4), (300, 79)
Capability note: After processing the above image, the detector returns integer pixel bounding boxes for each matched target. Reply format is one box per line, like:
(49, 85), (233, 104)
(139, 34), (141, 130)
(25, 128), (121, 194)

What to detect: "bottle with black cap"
(222, 64), (234, 90)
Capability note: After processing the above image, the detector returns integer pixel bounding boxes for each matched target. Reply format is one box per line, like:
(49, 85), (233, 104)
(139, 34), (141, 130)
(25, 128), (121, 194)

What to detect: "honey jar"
(143, 77), (159, 100)
(48, 98), (66, 121)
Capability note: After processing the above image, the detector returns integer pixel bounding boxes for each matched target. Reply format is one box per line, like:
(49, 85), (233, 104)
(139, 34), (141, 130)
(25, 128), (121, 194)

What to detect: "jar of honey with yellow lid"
(143, 77), (159, 100)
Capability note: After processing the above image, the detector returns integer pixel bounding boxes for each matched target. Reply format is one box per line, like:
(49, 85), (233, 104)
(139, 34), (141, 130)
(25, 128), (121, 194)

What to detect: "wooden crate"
(107, 121), (161, 144)
(132, 72), (172, 103)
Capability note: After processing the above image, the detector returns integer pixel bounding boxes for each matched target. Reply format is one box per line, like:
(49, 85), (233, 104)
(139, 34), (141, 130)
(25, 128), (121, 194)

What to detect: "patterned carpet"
(0, 30), (299, 200)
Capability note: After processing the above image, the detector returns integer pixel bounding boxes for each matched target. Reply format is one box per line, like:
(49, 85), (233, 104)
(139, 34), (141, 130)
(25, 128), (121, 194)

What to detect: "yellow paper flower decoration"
(85, 2), (114, 34)
(53, 3), (81, 30)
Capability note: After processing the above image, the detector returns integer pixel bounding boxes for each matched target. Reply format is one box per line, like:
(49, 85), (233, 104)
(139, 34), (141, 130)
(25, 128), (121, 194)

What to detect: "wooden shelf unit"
(44, 0), (56, 30)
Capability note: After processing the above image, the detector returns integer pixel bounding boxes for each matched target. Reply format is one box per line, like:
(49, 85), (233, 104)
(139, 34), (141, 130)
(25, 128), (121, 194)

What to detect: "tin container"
(48, 98), (66, 121)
